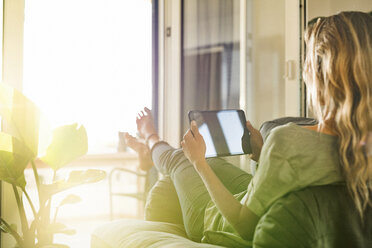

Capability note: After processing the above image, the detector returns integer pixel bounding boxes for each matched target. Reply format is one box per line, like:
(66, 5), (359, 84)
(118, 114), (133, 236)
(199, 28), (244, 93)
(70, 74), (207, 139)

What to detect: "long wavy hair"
(303, 11), (372, 218)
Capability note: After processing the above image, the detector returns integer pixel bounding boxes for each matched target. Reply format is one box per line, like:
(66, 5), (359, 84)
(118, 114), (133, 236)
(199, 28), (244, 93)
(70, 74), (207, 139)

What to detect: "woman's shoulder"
(267, 122), (302, 142)
(259, 123), (301, 158)
(264, 122), (338, 156)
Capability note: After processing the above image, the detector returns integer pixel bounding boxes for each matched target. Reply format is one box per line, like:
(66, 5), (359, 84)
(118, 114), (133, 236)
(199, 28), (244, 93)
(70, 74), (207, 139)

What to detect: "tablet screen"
(188, 109), (251, 157)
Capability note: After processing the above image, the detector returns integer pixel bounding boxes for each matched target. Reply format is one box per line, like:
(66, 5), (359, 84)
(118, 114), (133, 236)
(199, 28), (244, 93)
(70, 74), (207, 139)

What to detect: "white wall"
(247, 0), (287, 127)
(308, 0), (372, 20)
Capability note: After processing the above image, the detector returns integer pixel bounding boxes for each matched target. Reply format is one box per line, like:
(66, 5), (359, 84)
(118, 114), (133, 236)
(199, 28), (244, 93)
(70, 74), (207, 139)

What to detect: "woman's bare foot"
(123, 132), (154, 171)
(136, 107), (158, 140)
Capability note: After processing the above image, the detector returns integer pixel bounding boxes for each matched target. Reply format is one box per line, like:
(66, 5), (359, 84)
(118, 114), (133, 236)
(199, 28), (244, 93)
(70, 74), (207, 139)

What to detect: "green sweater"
(202, 122), (344, 247)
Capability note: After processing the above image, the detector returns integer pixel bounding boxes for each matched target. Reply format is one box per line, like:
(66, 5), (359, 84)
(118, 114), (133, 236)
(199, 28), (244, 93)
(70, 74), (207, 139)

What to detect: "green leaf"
(59, 194), (81, 207)
(0, 224), (6, 233)
(0, 132), (33, 188)
(0, 223), (17, 234)
(41, 169), (106, 196)
(41, 124), (88, 170)
(0, 83), (40, 157)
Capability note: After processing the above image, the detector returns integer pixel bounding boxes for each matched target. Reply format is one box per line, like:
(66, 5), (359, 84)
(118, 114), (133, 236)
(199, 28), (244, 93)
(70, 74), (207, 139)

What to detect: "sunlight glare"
(23, 0), (152, 154)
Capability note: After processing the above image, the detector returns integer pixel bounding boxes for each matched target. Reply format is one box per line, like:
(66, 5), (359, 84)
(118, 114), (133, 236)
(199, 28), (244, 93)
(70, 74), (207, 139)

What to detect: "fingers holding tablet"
(181, 123), (207, 166)
(245, 121), (263, 162)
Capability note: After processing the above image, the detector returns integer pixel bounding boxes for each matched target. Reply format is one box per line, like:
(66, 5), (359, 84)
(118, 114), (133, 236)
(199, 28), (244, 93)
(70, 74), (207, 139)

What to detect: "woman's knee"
(168, 149), (190, 165)
(158, 148), (190, 174)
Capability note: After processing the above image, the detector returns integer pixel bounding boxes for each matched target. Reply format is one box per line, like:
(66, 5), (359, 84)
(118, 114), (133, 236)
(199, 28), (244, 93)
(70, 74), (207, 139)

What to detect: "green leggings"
(150, 142), (252, 242)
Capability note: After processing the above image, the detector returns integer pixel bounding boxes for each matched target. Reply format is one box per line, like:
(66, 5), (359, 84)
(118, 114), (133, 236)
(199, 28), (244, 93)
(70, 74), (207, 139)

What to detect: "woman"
(124, 11), (372, 246)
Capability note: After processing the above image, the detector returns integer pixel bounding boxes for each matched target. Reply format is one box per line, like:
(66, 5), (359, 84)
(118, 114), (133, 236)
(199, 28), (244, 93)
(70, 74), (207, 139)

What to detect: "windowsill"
(74, 152), (138, 161)
(31, 151), (139, 168)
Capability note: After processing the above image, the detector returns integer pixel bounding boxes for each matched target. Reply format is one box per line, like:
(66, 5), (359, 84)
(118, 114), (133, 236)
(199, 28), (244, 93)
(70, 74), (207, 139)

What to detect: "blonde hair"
(303, 11), (372, 217)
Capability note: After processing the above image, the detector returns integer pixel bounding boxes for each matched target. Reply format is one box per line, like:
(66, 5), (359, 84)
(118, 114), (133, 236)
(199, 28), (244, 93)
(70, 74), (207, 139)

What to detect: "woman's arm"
(197, 159), (259, 240)
(181, 121), (260, 240)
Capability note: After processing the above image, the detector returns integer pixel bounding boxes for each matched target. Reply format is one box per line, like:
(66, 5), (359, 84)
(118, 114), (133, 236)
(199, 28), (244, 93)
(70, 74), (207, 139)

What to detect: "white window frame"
(158, 0), (182, 147)
(2, 1), (23, 246)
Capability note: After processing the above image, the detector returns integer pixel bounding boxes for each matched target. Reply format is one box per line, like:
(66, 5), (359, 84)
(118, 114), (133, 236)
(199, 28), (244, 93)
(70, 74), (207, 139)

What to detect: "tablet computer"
(188, 109), (252, 158)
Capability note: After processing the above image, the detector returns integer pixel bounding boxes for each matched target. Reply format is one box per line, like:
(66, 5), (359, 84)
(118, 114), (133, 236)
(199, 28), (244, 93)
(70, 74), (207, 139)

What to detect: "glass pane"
(181, 0), (241, 134)
(182, 0), (290, 132)
(23, 0), (152, 154)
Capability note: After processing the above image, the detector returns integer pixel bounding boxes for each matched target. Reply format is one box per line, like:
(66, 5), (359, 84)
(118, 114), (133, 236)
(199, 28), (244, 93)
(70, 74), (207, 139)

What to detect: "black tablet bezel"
(188, 109), (251, 158)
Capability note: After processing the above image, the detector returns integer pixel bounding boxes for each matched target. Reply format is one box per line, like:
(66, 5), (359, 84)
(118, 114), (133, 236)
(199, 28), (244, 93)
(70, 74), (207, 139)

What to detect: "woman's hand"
(246, 121), (263, 162)
(181, 121), (207, 169)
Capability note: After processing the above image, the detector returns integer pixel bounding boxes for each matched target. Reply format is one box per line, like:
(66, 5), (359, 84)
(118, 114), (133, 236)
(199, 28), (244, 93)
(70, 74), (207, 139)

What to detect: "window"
(18, 1), (155, 246)
(23, 0), (153, 154)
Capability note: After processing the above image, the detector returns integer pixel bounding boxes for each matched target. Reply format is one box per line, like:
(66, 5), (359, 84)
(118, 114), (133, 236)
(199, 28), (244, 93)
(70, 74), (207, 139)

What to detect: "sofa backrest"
(253, 185), (372, 248)
(259, 117), (318, 142)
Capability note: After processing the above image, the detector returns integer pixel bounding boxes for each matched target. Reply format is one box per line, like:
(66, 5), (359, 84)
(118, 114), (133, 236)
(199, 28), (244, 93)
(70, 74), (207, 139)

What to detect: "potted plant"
(0, 83), (106, 247)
